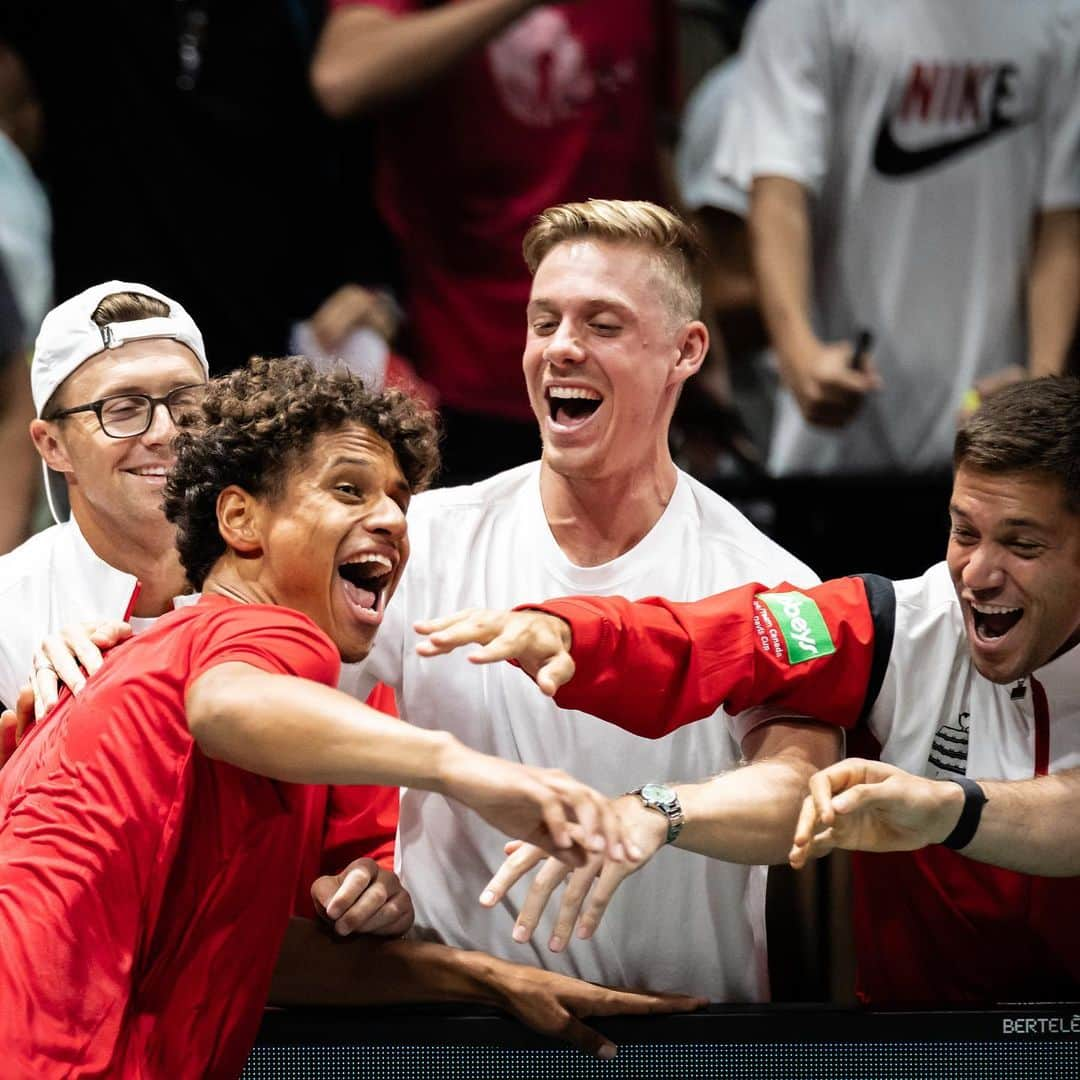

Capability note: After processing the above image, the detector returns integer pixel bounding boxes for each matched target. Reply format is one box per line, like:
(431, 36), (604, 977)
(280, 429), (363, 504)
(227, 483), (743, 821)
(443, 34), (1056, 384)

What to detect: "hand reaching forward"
(789, 757), (964, 868)
(311, 857), (414, 937)
(483, 957), (707, 1060)
(440, 740), (638, 868)
(415, 607), (575, 696)
(479, 794), (669, 949)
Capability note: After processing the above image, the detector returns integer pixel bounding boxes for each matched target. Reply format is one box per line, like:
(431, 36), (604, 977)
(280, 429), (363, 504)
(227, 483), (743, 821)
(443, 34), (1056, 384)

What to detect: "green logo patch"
(758, 591), (836, 665)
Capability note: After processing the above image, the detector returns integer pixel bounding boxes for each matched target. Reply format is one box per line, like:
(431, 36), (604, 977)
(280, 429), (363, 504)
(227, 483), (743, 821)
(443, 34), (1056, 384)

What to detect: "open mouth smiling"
(337, 552), (395, 616)
(970, 601), (1024, 642)
(546, 385), (603, 428)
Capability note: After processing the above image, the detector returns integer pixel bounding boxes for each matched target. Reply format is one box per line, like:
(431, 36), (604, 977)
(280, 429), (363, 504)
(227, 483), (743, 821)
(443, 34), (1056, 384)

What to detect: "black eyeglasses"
(46, 383), (207, 438)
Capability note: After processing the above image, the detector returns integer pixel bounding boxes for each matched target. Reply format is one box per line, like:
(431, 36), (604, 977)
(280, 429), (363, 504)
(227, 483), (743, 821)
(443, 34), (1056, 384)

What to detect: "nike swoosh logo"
(873, 113), (1030, 177)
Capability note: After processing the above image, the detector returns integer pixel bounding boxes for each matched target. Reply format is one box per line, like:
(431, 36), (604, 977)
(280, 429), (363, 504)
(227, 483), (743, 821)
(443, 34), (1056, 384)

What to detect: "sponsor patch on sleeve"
(754, 591), (836, 665)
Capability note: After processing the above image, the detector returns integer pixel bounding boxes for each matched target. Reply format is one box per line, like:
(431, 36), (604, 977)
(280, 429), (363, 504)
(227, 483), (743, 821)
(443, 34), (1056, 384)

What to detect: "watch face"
(640, 783), (674, 808)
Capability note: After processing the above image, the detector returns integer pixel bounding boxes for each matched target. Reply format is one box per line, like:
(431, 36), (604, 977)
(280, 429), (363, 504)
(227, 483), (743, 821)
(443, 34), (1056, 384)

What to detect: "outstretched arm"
(480, 718), (841, 950)
(187, 662), (629, 867)
(791, 759), (1080, 876)
(311, 0), (539, 118)
(416, 576), (885, 739)
(270, 917), (706, 1059)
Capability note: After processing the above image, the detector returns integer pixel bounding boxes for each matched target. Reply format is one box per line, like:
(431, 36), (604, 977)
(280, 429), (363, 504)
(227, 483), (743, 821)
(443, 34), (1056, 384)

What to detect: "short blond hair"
(522, 199), (705, 323)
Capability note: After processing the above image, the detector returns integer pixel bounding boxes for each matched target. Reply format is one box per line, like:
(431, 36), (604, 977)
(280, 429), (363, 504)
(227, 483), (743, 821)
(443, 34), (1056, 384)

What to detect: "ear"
(670, 320), (709, 386)
(216, 486), (264, 557)
(29, 418), (74, 474)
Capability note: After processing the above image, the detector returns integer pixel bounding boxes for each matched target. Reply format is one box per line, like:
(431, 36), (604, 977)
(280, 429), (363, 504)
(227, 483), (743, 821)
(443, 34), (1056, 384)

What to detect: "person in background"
(311, 0), (678, 483)
(0, 39), (50, 551)
(722, 0), (1080, 577)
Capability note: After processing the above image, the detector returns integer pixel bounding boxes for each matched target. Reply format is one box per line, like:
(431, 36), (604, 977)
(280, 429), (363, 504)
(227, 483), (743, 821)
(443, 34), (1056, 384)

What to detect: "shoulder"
(407, 462), (538, 529)
(680, 472), (820, 587)
(185, 598), (340, 682)
(892, 562), (962, 632)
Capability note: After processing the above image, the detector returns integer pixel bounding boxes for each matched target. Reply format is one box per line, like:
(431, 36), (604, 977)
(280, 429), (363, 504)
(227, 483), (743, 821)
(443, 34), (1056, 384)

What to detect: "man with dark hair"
(0, 356), (695, 1077)
(0, 280), (407, 937)
(421, 376), (1080, 1003)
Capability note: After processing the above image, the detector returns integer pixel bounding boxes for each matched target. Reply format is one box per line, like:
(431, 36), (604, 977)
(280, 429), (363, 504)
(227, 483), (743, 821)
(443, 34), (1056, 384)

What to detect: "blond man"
(344, 199), (836, 1001)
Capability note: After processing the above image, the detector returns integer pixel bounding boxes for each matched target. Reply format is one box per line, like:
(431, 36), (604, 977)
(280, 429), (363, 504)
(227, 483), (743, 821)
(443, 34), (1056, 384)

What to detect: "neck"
(72, 509), (189, 618)
(202, 556), (274, 608)
(539, 454), (678, 567)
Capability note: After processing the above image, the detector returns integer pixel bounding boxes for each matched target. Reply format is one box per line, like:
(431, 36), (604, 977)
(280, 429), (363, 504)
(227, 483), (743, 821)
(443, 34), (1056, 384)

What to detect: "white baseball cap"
(32, 280), (210, 524)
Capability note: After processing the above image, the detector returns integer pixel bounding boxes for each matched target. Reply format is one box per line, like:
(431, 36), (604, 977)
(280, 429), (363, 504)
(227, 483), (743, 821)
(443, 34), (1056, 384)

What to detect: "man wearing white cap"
(0, 281), (208, 715)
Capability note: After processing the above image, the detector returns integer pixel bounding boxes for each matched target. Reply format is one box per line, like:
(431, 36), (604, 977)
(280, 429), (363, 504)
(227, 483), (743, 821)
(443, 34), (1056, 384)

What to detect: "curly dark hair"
(164, 356), (440, 588)
(954, 376), (1080, 514)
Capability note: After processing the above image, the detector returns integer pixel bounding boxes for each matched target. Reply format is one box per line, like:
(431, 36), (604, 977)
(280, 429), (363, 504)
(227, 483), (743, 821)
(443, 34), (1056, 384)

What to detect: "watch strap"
(941, 777), (988, 850)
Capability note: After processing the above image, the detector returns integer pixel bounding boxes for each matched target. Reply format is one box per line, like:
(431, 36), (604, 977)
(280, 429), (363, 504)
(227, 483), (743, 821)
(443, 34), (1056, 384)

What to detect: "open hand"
(479, 794), (668, 948)
(484, 956), (707, 1059)
(415, 607), (574, 696)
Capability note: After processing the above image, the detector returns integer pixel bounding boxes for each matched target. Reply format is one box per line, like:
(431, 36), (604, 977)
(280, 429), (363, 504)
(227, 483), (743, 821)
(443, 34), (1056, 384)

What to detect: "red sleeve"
(188, 602), (341, 689)
(525, 577), (883, 738)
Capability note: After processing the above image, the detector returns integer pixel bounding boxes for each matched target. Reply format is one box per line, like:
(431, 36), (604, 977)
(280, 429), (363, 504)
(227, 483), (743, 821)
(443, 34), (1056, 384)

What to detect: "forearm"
(1027, 209), (1080, 376)
(538, 578), (876, 736)
(675, 721), (841, 865)
(960, 771), (1080, 876)
(187, 664), (456, 789)
(748, 176), (818, 367)
(311, 0), (536, 118)
(270, 917), (501, 1006)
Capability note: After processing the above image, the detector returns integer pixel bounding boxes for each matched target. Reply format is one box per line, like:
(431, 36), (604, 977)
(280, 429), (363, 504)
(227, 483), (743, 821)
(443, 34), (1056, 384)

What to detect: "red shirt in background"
(0, 596), (340, 1079)
(331, 0), (675, 421)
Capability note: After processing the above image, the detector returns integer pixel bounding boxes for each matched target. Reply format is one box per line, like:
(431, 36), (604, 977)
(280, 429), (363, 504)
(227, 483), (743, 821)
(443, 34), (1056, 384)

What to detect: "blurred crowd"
(2, 0), (1077, 578)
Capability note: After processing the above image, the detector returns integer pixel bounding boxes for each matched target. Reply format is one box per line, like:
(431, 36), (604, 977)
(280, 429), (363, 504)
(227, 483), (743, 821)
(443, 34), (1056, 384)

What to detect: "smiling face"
(522, 239), (706, 482)
(947, 465), (1080, 683)
(249, 423), (411, 663)
(33, 338), (207, 538)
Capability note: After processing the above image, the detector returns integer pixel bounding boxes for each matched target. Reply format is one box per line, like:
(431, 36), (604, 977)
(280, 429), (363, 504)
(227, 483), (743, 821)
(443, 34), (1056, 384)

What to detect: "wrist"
(427, 731), (467, 797)
(929, 779), (966, 844)
(939, 777), (988, 850)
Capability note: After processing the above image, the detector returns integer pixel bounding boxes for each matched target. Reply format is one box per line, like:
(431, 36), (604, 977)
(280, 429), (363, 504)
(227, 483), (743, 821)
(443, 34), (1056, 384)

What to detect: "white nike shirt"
(721, 0), (1080, 475)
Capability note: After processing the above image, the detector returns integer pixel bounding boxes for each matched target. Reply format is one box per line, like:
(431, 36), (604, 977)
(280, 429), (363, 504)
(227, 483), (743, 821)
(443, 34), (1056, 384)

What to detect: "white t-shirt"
(0, 520), (139, 710)
(723, 0), (1080, 475)
(345, 462), (818, 1000)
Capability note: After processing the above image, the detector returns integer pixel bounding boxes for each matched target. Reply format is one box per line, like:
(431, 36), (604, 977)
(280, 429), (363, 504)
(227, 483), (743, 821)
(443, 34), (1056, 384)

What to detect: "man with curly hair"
(2, 281), (412, 948)
(0, 355), (697, 1077)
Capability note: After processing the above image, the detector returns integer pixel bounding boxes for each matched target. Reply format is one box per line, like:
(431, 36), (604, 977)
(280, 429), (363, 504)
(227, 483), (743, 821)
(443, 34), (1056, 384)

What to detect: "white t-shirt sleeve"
(1041, 1), (1080, 209)
(738, 0), (835, 195)
(677, 58), (750, 216)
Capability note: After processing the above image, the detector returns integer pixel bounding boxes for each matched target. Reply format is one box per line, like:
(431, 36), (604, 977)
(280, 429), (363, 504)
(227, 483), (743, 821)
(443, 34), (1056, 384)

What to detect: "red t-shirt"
(0, 595), (340, 1079)
(331, 0), (674, 420)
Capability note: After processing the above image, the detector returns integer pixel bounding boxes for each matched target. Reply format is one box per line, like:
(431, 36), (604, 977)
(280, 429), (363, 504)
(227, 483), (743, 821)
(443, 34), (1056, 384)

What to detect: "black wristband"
(941, 777), (988, 850)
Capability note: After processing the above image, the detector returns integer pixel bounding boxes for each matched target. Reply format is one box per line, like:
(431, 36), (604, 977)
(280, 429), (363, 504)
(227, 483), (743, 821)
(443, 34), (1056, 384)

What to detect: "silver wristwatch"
(629, 783), (685, 844)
